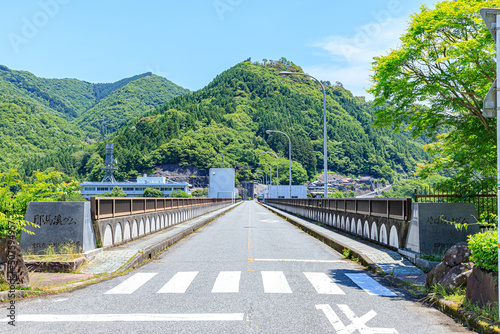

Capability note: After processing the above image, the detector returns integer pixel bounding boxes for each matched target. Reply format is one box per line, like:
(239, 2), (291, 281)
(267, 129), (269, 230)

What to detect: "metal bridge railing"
(91, 197), (233, 220)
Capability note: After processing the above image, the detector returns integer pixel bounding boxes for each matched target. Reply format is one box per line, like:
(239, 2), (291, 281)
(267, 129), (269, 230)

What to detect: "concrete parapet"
(93, 202), (231, 248)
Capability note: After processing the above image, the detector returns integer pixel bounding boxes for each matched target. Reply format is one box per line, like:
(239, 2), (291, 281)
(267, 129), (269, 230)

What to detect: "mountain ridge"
(0, 65), (189, 170)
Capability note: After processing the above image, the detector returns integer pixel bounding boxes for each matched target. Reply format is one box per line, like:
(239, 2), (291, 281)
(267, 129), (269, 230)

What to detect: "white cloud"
(305, 17), (409, 99)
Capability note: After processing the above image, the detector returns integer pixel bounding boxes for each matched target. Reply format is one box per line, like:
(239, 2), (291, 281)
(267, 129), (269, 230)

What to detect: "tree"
(328, 190), (344, 199)
(369, 0), (499, 189)
(0, 169), (80, 286)
(169, 190), (191, 198)
(143, 188), (163, 198)
(191, 189), (203, 197)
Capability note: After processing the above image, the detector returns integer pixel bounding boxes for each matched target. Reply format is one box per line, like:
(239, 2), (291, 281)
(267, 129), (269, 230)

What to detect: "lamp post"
(258, 162), (272, 186)
(261, 151), (278, 198)
(279, 71), (328, 198)
(256, 169), (268, 186)
(480, 8), (500, 317)
(266, 130), (292, 199)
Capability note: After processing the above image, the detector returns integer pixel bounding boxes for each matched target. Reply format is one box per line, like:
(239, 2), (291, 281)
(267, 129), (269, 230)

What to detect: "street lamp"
(266, 129), (292, 199)
(256, 169), (268, 185)
(261, 151), (278, 198)
(279, 71), (328, 198)
(258, 162), (272, 185)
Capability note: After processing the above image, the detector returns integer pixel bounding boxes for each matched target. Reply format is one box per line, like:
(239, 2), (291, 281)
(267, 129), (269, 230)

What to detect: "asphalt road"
(2, 201), (472, 333)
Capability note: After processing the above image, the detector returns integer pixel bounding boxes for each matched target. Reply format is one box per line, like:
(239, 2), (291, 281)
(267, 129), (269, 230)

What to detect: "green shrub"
(143, 188), (163, 197)
(169, 190), (191, 198)
(101, 186), (126, 197)
(468, 230), (497, 273)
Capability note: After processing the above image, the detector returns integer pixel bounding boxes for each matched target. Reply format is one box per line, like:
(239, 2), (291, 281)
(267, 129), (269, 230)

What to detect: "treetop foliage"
(369, 0), (499, 189)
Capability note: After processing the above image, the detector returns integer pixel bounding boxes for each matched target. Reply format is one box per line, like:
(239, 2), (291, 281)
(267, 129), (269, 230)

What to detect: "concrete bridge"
(265, 197), (412, 250)
(90, 197), (233, 248)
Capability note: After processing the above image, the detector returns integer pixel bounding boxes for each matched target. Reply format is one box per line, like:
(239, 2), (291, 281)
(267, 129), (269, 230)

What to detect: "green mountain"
(0, 65), (189, 171)
(76, 74), (190, 138)
(67, 58), (428, 184)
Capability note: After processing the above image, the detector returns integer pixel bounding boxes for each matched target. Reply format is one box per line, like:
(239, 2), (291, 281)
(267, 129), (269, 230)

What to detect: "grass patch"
(419, 253), (444, 262)
(423, 283), (500, 328)
(0, 277), (32, 291)
(23, 242), (82, 261)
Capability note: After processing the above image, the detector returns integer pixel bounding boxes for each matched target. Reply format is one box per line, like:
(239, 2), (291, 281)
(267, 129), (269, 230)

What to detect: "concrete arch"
(370, 222), (378, 241)
(160, 215), (164, 229)
(351, 219), (357, 234)
(389, 226), (399, 248)
(124, 221), (131, 241)
(139, 219), (145, 236)
(114, 223), (123, 244)
(357, 219), (363, 235)
(336, 215), (340, 228)
(103, 224), (113, 247)
(132, 220), (138, 238)
(379, 224), (388, 245)
(345, 218), (350, 232)
(146, 218), (151, 234)
(363, 221), (370, 239)
(341, 216), (345, 230)
(151, 217), (156, 232)
(332, 214), (336, 227)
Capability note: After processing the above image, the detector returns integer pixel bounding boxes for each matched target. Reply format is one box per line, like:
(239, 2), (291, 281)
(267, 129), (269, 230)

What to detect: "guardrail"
(265, 198), (412, 221)
(91, 197), (233, 221)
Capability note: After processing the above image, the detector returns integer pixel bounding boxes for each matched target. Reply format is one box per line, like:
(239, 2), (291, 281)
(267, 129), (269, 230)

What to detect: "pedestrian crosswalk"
(157, 271), (198, 294)
(104, 271), (395, 297)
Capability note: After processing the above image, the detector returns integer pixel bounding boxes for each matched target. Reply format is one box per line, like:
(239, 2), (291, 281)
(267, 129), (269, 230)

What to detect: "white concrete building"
(80, 177), (191, 200)
(264, 185), (307, 199)
(208, 168), (238, 199)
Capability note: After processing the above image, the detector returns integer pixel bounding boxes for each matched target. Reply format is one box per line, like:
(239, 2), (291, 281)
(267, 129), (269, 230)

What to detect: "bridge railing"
(266, 198), (411, 221)
(91, 197), (232, 220)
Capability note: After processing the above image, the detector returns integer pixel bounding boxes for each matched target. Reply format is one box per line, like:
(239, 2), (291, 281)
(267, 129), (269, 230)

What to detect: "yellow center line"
(247, 203), (255, 269)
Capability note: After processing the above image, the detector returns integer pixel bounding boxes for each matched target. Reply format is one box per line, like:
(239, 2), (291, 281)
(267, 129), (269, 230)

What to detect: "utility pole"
(480, 7), (500, 318)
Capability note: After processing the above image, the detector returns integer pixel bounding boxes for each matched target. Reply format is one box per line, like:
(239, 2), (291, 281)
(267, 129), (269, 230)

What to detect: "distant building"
(358, 176), (374, 184)
(264, 185), (307, 199)
(208, 168), (238, 199)
(80, 175), (191, 200)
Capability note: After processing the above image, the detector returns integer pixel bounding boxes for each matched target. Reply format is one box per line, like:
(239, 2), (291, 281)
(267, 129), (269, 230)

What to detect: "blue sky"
(1, 0), (439, 98)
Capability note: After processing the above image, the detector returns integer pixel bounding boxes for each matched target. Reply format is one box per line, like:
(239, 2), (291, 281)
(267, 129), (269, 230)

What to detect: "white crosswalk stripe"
(212, 271), (241, 293)
(303, 272), (345, 295)
(261, 271), (292, 293)
(157, 271), (199, 294)
(104, 273), (157, 294)
(103, 271), (396, 296)
(345, 273), (396, 296)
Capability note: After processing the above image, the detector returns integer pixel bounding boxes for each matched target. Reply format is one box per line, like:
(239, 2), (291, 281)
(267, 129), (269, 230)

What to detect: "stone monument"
(405, 202), (480, 255)
(21, 202), (97, 253)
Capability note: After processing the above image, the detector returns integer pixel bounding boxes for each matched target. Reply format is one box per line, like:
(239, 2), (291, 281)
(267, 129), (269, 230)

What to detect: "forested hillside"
(0, 65), (189, 170)
(76, 75), (190, 138)
(57, 58), (428, 184)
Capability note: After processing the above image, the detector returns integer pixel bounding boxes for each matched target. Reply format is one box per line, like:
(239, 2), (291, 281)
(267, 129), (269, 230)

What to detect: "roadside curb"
(0, 290), (42, 302)
(430, 296), (500, 334)
(261, 203), (381, 273)
(0, 202), (241, 302)
(117, 202), (242, 274)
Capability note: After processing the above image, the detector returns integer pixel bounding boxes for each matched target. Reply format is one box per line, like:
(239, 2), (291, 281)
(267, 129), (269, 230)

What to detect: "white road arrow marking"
(316, 304), (399, 334)
(316, 304), (350, 334)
